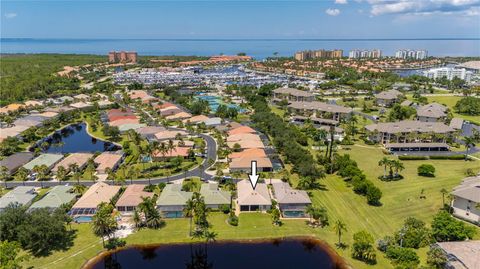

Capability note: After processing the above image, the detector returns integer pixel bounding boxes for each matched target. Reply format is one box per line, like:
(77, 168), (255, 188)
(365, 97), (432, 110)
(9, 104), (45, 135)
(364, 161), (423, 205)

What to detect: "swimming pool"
(74, 216), (93, 223)
(195, 95), (245, 113)
(283, 211), (306, 218)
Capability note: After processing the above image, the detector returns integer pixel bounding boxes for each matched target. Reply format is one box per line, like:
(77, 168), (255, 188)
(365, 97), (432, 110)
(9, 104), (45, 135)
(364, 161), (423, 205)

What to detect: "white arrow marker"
(248, 160), (259, 190)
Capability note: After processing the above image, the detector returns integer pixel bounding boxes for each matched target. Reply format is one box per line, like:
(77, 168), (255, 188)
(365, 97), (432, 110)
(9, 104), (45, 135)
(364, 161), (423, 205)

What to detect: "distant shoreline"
(2, 37), (480, 41)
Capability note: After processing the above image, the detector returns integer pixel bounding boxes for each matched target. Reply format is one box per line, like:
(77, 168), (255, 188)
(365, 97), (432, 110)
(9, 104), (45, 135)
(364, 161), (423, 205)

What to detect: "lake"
(85, 238), (346, 269)
(2, 38), (479, 58)
(37, 123), (120, 154)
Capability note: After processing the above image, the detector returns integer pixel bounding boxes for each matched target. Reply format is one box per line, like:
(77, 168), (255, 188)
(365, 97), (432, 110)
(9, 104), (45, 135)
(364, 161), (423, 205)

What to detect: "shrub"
(385, 246), (420, 269)
(366, 184), (382, 206)
(352, 231), (377, 264)
(398, 155), (428, 160)
(219, 204), (231, 214)
(228, 213), (238, 226)
(431, 211), (476, 242)
(429, 155), (465, 160)
(417, 164), (436, 177)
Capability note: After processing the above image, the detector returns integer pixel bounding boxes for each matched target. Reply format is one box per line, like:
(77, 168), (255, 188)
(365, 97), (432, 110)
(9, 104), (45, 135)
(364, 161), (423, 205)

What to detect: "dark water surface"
(37, 123), (120, 154)
(87, 238), (345, 269)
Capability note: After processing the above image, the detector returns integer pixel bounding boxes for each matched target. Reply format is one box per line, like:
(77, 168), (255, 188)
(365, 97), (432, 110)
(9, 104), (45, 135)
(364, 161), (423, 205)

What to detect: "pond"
(86, 238), (346, 269)
(35, 123), (120, 154)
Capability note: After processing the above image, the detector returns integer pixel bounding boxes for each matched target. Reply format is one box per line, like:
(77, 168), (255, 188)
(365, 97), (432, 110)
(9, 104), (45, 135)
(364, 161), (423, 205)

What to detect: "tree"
(0, 166), (9, 188)
(137, 197), (163, 229)
(352, 231), (376, 264)
(333, 220), (347, 246)
(417, 164), (436, 177)
(391, 160), (404, 178)
(395, 217), (432, 249)
(14, 167), (29, 186)
(72, 184), (86, 195)
(427, 246), (447, 269)
(366, 185), (382, 205)
(55, 166), (68, 182)
(271, 208), (281, 226)
(431, 211), (476, 242)
(378, 157), (390, 179)
(454, 96), (480, 115)
(0, 240), (30, 269)
(440, 188), (448, 207)
(306, 205), (329, 227)
(385, 246), (420, 269)
(92, 202), (118, 248)
(463, 136), (476, 160)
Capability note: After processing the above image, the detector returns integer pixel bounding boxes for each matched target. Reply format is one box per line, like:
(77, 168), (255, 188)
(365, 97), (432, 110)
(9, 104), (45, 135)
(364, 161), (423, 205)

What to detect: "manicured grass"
(407, 95), (480, 124)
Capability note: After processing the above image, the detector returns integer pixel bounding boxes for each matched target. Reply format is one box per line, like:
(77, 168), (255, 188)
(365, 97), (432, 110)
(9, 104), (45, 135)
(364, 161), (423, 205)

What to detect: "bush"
(219, 204), (231, 214)
(431, 211), (476, 242)
(352, 231), (377, 264)
(385, 246), (420, 269)
(454, 96), (480, 115)
(366, 184), (382, 205)
(398, 155), (428, 160)
(228, 213), (238, 226)
(417, 164), (436, 177)
(429, 155), (465, 160)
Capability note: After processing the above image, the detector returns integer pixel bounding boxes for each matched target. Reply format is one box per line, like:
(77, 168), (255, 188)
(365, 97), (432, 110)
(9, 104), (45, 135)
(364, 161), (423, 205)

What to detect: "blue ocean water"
(1, 38), (479, 58)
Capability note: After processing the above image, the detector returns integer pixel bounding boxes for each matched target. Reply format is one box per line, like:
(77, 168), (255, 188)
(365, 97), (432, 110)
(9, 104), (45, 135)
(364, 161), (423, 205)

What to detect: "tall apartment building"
(395, 49), (428, 60)
(294, 49), (343, 61)
(423, 67), (473, 82)
(108, 51), (138, 63)
(348, 49), (382, 59)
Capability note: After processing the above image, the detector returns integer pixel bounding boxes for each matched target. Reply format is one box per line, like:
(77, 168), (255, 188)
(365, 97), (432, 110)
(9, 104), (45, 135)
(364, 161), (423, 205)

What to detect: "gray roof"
(0, 152), (34, 174)
(200, 183), (231, 205)
(400, 100), (413, 107)
(375, 89), (402, 100)
(365, 120), (455, 134)
(292, 115), (339, 125)
(288, 101), (352, 114)
(156, 184), (193, 206)
(416, 103), (447, 119)
(136, 126), (166, 136)
(0, 186), (37, 209)
(449, 118), (464, 130)
(452, 176), (480, 203)
(205, 117), (222, 126)
(385, 142), (449, 149)
(272, 182), (311, 205)
(273, 87), (314, 97)
(29, 186), (76, 210)
(436, 241), (480, 269)
(23, 154), (64, 170)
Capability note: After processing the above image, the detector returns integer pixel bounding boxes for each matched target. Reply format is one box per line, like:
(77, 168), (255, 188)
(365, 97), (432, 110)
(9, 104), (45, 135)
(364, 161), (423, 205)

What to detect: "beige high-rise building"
(294, 49), (343, 61)
(108, 51), (138, 63)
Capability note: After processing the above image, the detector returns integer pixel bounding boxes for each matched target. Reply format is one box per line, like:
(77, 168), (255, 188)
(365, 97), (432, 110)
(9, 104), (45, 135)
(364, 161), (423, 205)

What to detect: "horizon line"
(2, 37), (480, 41)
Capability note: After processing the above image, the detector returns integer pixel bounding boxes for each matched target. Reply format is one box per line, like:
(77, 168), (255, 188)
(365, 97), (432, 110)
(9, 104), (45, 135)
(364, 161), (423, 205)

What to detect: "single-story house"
(228, 148), (267, 160)
(156, 184), (193, 218)
(166, 112), (192, 121)
(94, 151), (124, 174)
(52, 153), (93, 173)
(0, 152), (34, 175)
(205, 117), (222, 127)
(154, 130), (188, 141)
(200, 183), (231, 209)
(70, 182), (121, 216)
(374, 89), (403, 107)
(272, 181), (311, 218)
(236, 180), (271, 212)
(227, 125), (256, 136)
(29, 185), (76, 211)
(159, 106), (183, 117)
(183, 115), (210, 124)
(230, 157), (273, 173)
(136, 126), (167, 140)
(153, 146), (191, 159)
(434, 241), (480, 269)
(69, 101), (93, 109)
(117, 123), (146, 133)
(23, 153), (64, 172)
(451, 176), (480, 225)
(109, 118), (140, 127)
(73, 94), (90, 101)
(272, 87), (315, 102)
(0, 187), (37, 212)
(116, 184), (154, 214)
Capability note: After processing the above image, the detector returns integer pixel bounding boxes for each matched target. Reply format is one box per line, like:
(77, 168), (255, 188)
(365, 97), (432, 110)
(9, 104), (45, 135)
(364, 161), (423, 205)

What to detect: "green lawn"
(408, 95), (480, 124)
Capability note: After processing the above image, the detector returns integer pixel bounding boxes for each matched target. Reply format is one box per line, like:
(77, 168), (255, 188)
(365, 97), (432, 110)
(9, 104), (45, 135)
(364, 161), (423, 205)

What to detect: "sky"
(1, 0), (479, 39)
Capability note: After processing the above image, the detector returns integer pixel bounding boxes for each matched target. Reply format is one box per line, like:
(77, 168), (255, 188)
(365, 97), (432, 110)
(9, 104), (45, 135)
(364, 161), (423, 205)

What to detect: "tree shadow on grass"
(30, 229), (78, 257)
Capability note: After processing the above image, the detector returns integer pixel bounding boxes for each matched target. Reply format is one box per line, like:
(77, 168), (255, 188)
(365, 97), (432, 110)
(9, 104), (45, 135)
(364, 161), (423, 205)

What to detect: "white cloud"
(326, 8), (341, 16)
(335, 0), (348, 4)
(4, 13), (17, 19)
(368, 0), (480, 16)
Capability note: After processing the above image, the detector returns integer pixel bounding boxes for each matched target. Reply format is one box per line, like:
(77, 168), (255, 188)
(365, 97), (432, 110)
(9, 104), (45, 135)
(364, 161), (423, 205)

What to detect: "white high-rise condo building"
(395, 49), (428, 60)
(423, 67), (472, 82)
(348, 49), (382, 59)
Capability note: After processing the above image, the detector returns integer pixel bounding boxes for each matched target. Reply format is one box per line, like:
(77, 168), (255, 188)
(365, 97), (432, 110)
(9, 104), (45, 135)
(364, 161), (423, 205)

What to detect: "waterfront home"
(136, 126), (166, 140)
(451, 176), (479, 225)
(13, 115), (47, 128)
(236, 180), (271, 212)
(416, 103), (447, 122)
(70, 182), (121, 216)
(117, 123), (146, 133)
(106, 108), (137, 122)
(52, 153), (93, 173)
(200, 183), (231, 209)
(272, 87), (315, 102)
(154, 130), (188, 141)
(287, 101), (352, 121)
(29, 185), (76, 211)
(365, 120), (455, 145)
(271, 181), (311, 218)
(449, 118), (464, 130)
(434, 241), (480, 269)
(374, 89), (403, 107)
(0, 125), (30, 142)
(109, 118), (140, 127)
(0, 152), (34, 175)
(116, 184), (154, 215)
(23, 153), (64, 172)
(0, 187), (37, 212)
(156, 184), (193, 218)
(94, 151), (124, 174)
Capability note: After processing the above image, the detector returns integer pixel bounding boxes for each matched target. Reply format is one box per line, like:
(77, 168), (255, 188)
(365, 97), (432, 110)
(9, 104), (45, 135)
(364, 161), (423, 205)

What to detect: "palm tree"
(378, 157), (390, 179)
(72, 171), (82, 184)
(105, 167), (115, 185)
(132, 209), (141, 229)
(333, 220), (347, 246)
(72, 184), (86, 195)
(440, 188), (448, 207)
(0, 166), (9, 188)
(167, 139), (175, 157)
(392, 160), (404, 178)
(184, 198), (195, 236)
(159, 142), (168, 162)
(68, 163), (79, 175)
(14, 167), (29, 186)
(56, 166), (68, 183)
(92, 202), (118, 248)
(32, 164), (49, 188)
(463, 136), (476, 161)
